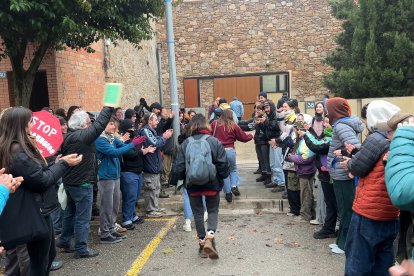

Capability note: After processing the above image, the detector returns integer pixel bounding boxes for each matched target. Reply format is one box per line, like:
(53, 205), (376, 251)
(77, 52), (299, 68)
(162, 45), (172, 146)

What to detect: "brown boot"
(203, 235), (219, 259)
(198, 240), (208, 258)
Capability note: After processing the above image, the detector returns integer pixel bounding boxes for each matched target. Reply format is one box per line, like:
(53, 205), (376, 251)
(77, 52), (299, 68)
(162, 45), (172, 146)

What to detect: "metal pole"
(156, 44), (164, 106)
(165, 0), (180, 143)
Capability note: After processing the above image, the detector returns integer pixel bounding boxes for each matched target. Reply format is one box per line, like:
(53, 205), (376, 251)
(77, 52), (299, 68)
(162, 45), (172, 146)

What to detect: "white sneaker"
(98, 227), (101, 235)
(204, 212), (208, 222)
(286, 212), (296, 217)
(310, 219), (323, 225)
(329, 243), (338, 249)
(183, 219), (192, 232)
(331, 247), (345, 254)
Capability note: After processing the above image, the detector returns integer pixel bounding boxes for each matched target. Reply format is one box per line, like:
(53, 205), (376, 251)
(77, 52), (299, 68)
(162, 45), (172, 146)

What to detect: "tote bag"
(0, 188), (49, 249)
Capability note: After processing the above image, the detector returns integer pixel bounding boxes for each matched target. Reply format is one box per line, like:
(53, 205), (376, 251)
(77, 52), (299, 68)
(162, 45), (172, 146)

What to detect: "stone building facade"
(157, 0), (342, 114)
(0, 39), (160, 112)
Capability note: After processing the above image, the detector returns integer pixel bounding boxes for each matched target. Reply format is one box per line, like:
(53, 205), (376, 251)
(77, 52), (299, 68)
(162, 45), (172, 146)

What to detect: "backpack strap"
(200, 135), (209, 141)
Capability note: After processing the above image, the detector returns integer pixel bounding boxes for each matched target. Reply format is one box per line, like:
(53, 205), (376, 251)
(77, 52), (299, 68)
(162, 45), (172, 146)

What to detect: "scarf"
(100, 133), (115, 144)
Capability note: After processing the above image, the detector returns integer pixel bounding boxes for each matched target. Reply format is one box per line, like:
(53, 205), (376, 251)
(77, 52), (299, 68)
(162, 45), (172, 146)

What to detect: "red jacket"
(353, 157), (399, 221)
(211, 121), (253, 148)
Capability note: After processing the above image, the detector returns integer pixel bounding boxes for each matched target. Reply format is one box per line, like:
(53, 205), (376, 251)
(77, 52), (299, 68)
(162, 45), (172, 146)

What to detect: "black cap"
(150, 102), (162, 111)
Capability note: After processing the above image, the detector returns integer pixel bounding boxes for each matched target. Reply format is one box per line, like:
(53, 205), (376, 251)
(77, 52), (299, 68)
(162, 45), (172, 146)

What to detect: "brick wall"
(55, 41), (106, 112)
(157, 0), (343, 108)
(0, 38), (160, 113)
(0, 44), (57, 111)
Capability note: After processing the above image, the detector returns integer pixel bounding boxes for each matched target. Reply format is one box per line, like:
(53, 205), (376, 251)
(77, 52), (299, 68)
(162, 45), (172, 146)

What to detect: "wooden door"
(184, 79), (199, 108)
(235, 76), (260, 119)
(213, 77), (237, 102)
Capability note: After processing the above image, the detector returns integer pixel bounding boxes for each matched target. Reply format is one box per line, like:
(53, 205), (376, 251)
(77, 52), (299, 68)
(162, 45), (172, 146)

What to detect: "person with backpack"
(171, 114), (230, 259)
(211, 109), (253, 203)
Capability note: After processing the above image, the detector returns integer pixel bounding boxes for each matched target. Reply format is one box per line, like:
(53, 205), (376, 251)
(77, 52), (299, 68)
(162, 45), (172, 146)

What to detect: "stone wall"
(105, 33), (161, 109)
(157, 0), (342, 108)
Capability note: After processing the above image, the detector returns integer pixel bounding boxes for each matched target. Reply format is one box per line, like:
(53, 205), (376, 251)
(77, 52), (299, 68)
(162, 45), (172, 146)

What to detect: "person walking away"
(57, 106), (114, 259)
(96, 117), (146, 244)
(341, 101), (401, 275)
(230, 97), (244, 121)
(326, 97), (364, 254)
(0, 107), (82, 275)
(211, 109), (253, 203)
(139, 113), (173, 217)
(171, 114), (230, 259)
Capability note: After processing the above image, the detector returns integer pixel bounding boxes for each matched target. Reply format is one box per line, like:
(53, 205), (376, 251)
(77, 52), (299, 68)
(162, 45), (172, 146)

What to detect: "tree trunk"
(13, 72), (35, 108)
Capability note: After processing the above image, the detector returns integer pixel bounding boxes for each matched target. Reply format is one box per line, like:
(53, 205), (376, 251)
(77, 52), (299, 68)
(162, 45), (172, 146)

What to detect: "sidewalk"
(143, 138), (289, 215)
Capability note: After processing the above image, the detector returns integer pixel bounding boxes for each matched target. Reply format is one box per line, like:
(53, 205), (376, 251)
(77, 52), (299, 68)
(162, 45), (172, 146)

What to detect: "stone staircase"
(138, 138), (289, 215)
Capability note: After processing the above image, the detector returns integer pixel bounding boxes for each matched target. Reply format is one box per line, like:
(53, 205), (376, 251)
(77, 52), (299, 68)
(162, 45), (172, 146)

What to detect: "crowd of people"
(0, 92), (414, 275)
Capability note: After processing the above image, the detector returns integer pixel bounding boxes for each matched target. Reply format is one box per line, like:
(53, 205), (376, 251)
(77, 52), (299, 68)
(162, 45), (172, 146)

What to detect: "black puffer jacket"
(347, 131), (389, 177)
(259, 101), (281, 140)
(121, 135), (144, 174)
(9, 144), (69, 215)
(171, 132), (230, 193)
(61, 106), (113, 186)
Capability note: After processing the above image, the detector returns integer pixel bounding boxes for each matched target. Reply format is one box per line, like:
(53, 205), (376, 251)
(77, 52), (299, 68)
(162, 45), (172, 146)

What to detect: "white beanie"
(367, 100), (400, 132)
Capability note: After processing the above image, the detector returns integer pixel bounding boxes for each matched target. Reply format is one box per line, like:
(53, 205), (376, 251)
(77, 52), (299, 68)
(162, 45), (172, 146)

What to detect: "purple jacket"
(290, 154), (317, 177)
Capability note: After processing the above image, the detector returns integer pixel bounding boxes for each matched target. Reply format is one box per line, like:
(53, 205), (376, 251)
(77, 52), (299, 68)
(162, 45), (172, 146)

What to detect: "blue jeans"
(269, 147), (285, 186)
(223, 148), (239, 193)
(345, 212), (399, 276)
(120, 172), (142, 225)
(182, 188), (206, 219)
(50, 206), (64, 233)
(58, 185), (93, 254)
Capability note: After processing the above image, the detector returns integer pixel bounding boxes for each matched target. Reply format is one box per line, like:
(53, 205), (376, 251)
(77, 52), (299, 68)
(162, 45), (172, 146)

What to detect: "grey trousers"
(315, 179), (327, 223)
(143, 173), (161, 213)
(299, 176), (316, 221)
(189, 192), (220, 239)
(5, 244), (30, 276)
(98, 179), (121, 238)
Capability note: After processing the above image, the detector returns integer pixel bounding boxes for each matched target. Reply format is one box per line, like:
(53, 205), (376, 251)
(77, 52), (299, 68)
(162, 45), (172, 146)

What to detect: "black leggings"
(189, 193), (220, 239)
(255, 144), (270, 173)
(26, 215), (56, 276)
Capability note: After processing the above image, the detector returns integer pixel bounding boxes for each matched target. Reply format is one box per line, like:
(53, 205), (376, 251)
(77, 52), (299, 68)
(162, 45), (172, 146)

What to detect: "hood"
(337, 116), (365, 134)
(264, 101), (276, 119)
(326, 97), (351, 124)
(367, 100), (400, 133)
(119, 119), (133, 134)
(219, 103), (231, 110)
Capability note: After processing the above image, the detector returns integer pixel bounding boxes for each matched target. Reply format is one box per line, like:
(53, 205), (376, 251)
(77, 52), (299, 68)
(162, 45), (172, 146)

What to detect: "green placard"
(103, 83), (123, 107)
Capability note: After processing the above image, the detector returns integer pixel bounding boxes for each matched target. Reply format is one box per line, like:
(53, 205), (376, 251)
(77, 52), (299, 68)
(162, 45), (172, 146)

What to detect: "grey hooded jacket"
(327, 116), (365, 180)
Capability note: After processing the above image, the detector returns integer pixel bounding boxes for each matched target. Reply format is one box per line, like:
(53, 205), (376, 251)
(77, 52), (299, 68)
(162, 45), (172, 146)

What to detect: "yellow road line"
(125, 217), (177, 276)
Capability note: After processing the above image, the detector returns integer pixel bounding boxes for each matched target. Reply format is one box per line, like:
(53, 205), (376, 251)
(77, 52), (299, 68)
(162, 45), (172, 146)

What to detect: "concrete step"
(137, 163), (291, 214)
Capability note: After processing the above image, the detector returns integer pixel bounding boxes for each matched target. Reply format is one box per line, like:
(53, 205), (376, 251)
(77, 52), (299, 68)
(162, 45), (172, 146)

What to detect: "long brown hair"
(217, 109), (235, 132)
(0, 107), (43, 171)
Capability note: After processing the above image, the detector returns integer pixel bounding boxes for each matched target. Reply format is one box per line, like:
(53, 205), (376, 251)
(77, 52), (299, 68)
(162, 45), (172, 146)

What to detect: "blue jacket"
(96, 135), (134, 180)
(139, 125), (166, 174)
(385, 126), (414, 211)
(230, 99), (244, 118)
(0, 184), (9, 215)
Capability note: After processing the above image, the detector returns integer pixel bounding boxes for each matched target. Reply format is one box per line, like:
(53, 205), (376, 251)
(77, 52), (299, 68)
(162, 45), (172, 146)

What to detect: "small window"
(261, 73), (289, 93)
